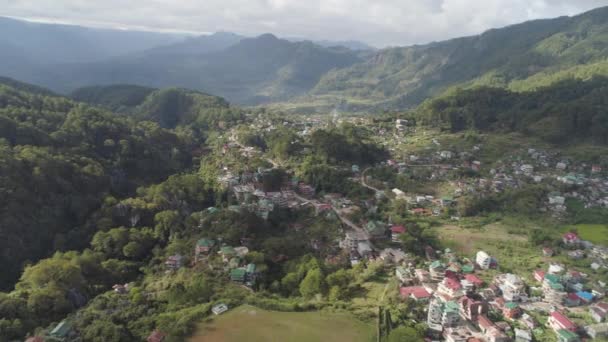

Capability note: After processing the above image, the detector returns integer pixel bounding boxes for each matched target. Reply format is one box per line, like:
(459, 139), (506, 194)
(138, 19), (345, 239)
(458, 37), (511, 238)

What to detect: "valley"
(1, 5), (608, 342)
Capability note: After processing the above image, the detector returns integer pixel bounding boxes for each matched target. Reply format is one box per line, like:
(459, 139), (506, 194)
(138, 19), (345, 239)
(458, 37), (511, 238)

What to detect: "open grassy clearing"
(571, 224), (608, 245)
(434, 222), (547, 282)
(188, 305), (375, 342)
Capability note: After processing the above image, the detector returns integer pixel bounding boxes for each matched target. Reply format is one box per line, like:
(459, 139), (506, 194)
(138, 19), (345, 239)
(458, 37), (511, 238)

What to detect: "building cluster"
(391, 242), (608, 342)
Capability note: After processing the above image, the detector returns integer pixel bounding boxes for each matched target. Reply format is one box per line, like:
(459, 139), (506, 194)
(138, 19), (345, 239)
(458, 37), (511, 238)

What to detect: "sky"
(2, 0), (608, 47)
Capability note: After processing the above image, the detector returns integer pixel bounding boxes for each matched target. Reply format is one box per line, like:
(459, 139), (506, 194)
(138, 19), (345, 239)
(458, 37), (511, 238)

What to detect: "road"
(360, 167), (382, 193)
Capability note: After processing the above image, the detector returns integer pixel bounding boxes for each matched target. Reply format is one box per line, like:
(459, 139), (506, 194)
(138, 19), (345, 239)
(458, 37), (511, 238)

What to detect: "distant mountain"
(307, 6), (608, 110)
(29, 34), (363, 105)
(127, 31), (244, 62)
(286, 37), (376, 51)
(0, 76), (56, 96)
(0, 16), (188, 65)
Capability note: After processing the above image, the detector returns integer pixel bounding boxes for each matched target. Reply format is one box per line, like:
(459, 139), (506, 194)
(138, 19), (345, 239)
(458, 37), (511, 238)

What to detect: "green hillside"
(71, 84), (156, 112)
(307, 6), (608, 110)
(416, 76), (608, 144)
(0, 81), (238, 291)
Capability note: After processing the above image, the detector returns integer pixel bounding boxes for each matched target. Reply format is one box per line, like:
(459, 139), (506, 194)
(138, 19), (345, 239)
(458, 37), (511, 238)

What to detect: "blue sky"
(2, 0), (607, 47)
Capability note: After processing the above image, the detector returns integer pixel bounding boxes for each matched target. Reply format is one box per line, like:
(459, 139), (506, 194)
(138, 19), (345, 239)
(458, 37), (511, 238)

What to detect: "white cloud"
(1, 0), (607, 46)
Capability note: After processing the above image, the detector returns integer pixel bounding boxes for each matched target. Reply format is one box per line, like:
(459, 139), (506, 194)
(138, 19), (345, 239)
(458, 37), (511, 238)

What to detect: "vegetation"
(189, 305), (375, 342)
(417, 77), (608, 144)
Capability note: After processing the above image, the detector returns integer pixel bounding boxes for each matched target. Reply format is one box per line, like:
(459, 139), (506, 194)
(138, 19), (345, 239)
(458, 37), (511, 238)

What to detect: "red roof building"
(464, 274), (484, 287)
(390, 225), (407, 242)
(399, 286), (431, 301)
(548, 311), (577, 332)
(477, 315), (495, 333)
(534, 270), (546, 282)
(562, 232), (580, 245)
(25, 337), (45, 342)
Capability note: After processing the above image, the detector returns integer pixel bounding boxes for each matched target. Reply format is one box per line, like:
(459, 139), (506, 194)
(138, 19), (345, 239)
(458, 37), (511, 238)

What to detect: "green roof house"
(230, 268), (246, 283)
(365, 221), (387, 238)
(195, 238), (216, 256)
(557, 329), (580, 342)
(49, 320), (71, 340)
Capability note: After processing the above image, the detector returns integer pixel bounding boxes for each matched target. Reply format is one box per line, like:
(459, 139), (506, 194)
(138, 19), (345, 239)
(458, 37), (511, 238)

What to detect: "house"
(440, 151), (454, 159)
(585, 323), (608, 339)
(396, 266), (410, 283)
(400, 286), (432, 302)
(463, 274), (484, 288)
(25, 337), (45, 342)
(477, 315), (495, 334)
(534, 270), (546, 282)
(112, 283), (129, 294)
(415, 269), (431, 283)
(543, 247), (554, 257)
(590, 302), (608, 323)
(195, 238), (216, 257)
(212, 303), (228, 315)
(521, 164), (534, 174)
(496, 274), (525, 302)
(592, 165), (603, 174)
(365, 221), (387, 238)
(472, 161), (481, 172)
(576, 291), (593, 304)
(437, 277), (464, 299)
(380, 248), (407, 264)
(219, 246), (237, 262)
(568, 250), (585, 260)
(234, 246), (250, 258)
(563, 232), (580, 246)
(520, 313), (537, 330)
(556, 329), (580, 342)
(230, 268), (247, 283)
(443, 327), (475, 342)
(503, 301), (521, 319)
(515, 328), (532, 342)
(165, 254), (183, 270)
(49, 321), (72, 341)
(459, 296), (488, 321)
(564, 293), (581, 307)
(429, 261), (446, 281)
(548, 311), (577, 333)
(390, 225), (407, 242)
(476, 251), (495, 270)
(357, 241), (373, 258)
(392, 188), (406, 200)
(147, 330), (167, 342)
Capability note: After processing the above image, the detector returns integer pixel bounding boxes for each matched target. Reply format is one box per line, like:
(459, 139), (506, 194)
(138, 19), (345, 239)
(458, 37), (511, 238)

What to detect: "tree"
(154, 210), (181, 242)
(299, 268), (325, 298)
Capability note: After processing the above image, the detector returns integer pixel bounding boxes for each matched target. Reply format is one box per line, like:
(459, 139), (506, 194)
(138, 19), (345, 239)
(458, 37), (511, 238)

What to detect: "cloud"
(1, 0), (607, 46)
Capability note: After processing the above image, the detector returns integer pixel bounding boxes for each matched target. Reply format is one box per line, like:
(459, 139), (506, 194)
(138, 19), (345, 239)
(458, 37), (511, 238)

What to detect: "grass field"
(188, 305), (375, 342)
(434, 222), (547, 282)
(572, 224), (608, 245)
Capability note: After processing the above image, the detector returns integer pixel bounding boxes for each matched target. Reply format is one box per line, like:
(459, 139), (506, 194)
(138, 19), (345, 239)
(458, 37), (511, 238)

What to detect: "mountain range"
(3, 6), (608, 109)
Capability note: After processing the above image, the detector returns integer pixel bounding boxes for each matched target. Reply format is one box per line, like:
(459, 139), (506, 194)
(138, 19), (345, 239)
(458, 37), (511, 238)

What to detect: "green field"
(189, 305), (375, 342)
(572, 224), (608, 245)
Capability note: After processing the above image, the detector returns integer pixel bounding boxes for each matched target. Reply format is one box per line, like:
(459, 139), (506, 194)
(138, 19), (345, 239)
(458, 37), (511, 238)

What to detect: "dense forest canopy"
(417, 77), (608, 144)
(0, 81), (237, 291)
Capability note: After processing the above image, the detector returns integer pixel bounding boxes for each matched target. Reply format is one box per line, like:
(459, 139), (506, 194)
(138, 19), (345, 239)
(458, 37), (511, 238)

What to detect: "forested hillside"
(416, 77), (608, 144)
(0, 81), (241, 291)
(307, 6), (608, 109)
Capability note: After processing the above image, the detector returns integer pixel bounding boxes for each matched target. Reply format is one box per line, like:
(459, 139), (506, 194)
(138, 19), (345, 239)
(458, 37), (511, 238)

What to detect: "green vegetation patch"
(571, 224), (608, 245)
(189, 305), (375, 342)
